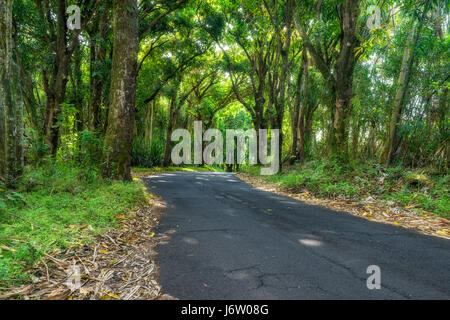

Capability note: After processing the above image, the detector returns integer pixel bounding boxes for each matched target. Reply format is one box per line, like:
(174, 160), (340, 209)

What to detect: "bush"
(76, 130), (103, 168)
(131, 135), (165, 167)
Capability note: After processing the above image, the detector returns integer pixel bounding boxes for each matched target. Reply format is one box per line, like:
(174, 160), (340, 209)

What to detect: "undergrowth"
(0, 163), (148, 287)
(242, 160), (449, 218)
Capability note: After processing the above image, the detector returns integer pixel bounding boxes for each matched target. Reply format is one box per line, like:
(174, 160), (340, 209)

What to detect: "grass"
(0, 163), (149, 287)
(241, 160), (449, 218)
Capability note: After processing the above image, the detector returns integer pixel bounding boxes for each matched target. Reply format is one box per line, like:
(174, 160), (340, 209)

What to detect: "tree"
(295, 0), (363, 162)
(264, 0), (295, 168)
(0, 0), (7, 179)
(101, 0), (139, 180)
(380, 1), (431, 165)
(4, 0), (449, 183)
(215, 1), (274, 162)
(87, 0), (111, 132)
(1, 0), (24, 186)
(294, 51), (319, 162)
(162, 71), (212, 167)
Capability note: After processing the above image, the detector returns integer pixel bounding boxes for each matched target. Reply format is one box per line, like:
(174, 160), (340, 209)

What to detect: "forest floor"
(0, 165), (172, 300)
(238, 161), (449, 240)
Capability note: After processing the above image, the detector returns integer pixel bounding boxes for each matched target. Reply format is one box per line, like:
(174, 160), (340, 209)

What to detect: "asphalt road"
(144, 171), (450, 299)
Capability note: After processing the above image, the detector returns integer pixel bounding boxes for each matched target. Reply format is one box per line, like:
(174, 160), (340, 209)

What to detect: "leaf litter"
(237, 173), (450, 240)
(0, 194), (176, 300)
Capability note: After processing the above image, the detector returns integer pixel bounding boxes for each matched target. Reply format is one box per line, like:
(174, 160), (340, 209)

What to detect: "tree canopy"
(0, 0), (448, 183)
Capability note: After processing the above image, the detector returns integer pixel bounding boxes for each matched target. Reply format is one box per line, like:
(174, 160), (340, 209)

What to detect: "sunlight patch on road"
(183, 237), (200, 245)
(298, 239), (323, 247)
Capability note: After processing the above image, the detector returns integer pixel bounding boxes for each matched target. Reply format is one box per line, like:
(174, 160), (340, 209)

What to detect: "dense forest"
(0, 0), (448, 181)
(1, 0), (448, 182)
(0, 0), (448, 290)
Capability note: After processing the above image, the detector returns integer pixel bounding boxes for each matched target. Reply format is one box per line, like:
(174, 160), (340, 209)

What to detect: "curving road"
(144, 171), (450, 299)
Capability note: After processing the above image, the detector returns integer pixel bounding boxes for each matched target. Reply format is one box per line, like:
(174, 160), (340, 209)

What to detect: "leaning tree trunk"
(101, 0), (138, 180)
(380, 19), (422, 165)
(303, 103), (317, 159)
(296, 52), (310, 162)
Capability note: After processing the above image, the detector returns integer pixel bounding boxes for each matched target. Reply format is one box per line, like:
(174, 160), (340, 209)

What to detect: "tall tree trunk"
(437, 87), (448, 170)
(13, 35), (41, 132)
(288, 80), (297, 158)
(144, 99), (155, 150)
(73, 39), (84, 133)
(88, 6), (109, 131)
(14, 63), (24, 173)
(0, 0), (7, 177)
(304, 103), (317, 158)
(296, 52), (310, 162)
(253, 112), (267, 166)
(0, 83), (4, 178)
(102, 0), (138, 180)
(331, 0), (361, 162)
(3, 70), (16, 187)
(265, 0), (294, 170)
(102, 50), (114, 135)
(41, 0), (72, 156)
(293, 52), (319, 163)
(1, 0), (22, 186)
(289, 51), (305, 161)
(324, 85), (337, 156)
(295, 0), (360, 161)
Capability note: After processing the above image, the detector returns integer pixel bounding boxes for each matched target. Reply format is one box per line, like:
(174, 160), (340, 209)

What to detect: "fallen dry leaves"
(0, 195), (176, 300)
(237, 173), (450, 240)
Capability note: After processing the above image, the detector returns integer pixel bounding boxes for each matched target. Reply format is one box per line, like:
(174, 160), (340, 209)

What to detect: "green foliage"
(0, 163), (148, 287)
(75, 130), (103, 169)
(132, 135), (165, 167)
(23, 128), (48, 168)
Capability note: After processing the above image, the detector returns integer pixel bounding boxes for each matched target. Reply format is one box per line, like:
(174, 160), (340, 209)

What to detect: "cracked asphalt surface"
(144, 171), (450, 299)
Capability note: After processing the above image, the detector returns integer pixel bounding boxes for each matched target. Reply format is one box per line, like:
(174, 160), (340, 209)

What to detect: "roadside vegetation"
(242, 160), (449, 218)
(0, 162), (148, 287)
